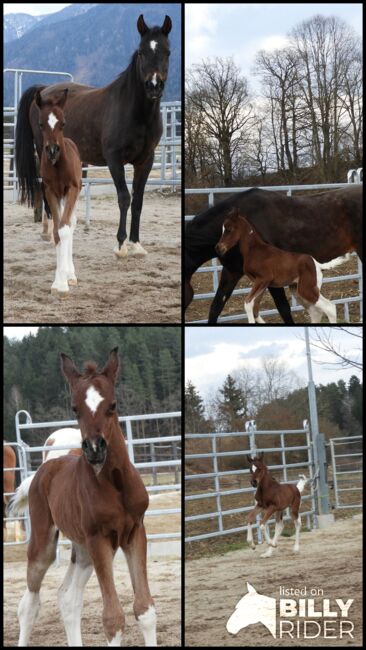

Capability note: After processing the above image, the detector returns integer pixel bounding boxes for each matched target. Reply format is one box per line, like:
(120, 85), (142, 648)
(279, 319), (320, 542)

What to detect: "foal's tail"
(15, 84), (45, 207)
(297, 470), (319, 493)
(6, 474), (35, 517)
(319, 254), (352, 270)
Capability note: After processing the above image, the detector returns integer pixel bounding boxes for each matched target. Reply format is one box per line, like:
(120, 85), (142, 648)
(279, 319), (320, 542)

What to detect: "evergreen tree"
(185, 381), (206, 433)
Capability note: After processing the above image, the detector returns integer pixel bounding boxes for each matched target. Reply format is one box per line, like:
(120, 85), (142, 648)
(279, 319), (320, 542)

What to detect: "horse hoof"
(128, 241), (148, 256)
(114, 242), (128, 258)
(40, 233), (51, 242)
(68, 277), (78, 286)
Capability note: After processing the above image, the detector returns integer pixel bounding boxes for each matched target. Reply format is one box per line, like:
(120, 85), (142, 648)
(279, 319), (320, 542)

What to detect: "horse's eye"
(107, 401), (117, 415)
(39, 123), (43, 129)
(72, 405), (80, 418)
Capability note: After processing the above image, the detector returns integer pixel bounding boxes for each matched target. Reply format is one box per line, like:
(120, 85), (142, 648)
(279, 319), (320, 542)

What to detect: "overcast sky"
(185, 326), (362, 400)
(185, 3), (362, 84)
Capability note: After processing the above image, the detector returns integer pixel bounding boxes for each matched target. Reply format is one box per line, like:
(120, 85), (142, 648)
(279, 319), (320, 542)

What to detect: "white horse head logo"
(226, 582), (276, 638)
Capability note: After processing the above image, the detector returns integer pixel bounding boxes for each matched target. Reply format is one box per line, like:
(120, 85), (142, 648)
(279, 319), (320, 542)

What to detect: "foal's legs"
(259, 505), (277, 558)
(244, 282), (268, 323)
(58, 543), (93, 646)
(86, 535), (124, 646)
(123, 524), (157, 646)
(246, 503), (262, 550)
(207, 267), (243, 324)
(18, 513), (58, 645)
(272, 511), (284, 547)
(291, 510), (302, 552)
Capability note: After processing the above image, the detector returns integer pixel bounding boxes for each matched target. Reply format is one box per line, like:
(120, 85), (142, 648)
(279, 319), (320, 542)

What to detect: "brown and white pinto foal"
(35, 88), (82, 297)
(9, 348), (156, 646)
(247, 453), (308, 558)
(215, 208), (346, 323)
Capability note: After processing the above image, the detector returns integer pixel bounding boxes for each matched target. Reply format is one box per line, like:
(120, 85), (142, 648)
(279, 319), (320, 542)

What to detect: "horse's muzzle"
(215, 243), (226, 256)
(82, 436), (107, 466)
(145, 78), (164, 100)
(251, 479), (258, 488)
(46, 144), (60, 165)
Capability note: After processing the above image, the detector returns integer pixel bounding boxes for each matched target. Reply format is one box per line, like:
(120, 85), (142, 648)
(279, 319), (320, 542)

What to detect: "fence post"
(212, 436), (223, 533)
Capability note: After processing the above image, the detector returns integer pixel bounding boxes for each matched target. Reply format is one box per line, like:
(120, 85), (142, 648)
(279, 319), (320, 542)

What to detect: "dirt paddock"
(4, 552), (181, 646)
(4, 190), (181, 323)
(185, 516), (362, 646)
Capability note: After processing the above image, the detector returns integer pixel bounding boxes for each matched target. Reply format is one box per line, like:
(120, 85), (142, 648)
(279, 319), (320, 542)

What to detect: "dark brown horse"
(247, 453), (308, 558)
(185, 185), (362, 323)
(9, 349), (156, 646)
(15, 14), (172, 257)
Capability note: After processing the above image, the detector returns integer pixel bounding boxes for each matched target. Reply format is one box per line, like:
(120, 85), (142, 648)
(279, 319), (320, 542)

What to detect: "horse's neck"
(114, 57), (161, 121)
(259, 470), (277, 491)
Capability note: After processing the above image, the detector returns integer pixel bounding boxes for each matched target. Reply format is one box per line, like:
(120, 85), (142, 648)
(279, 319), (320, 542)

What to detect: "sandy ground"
(4, 491), (181, 646)
(4, 191), (181, 323)
(185, 516), (362, 646)
(4, 553), (181, 647)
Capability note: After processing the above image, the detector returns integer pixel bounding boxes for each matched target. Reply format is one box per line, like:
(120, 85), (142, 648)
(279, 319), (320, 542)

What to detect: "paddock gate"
(4, 68), (181, 223)
(4, 409), (181, 547)
(185, 421), (316, 544)
(185, 173), (363, 324)
(329, 435), (363, 509)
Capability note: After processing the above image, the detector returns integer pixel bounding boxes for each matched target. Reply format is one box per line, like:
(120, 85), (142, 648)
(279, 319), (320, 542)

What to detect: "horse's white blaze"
(150, 40), (158, 51)
(138, 605), (157, 646)
(251, 465), (256, 473)
(85, 385), (104, 415)
(48, 112), (58, 130)
(151, 73), (157, 86)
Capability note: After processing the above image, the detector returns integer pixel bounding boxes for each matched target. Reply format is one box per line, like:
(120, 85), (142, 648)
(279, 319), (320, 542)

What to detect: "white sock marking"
(85, 385), (104, 415)
(18, 589), (41, 646)
(138, 605), (157, 646)
(107, 630), (123, 646)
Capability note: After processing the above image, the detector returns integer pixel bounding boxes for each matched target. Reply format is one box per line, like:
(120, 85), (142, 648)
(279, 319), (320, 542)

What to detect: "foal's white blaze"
(48, 112), (58, 130)
(251, 465), (256, 473)
(85, 385), (104, 415)
(151, 73), (158, 86)
(150, 40), (158, 51)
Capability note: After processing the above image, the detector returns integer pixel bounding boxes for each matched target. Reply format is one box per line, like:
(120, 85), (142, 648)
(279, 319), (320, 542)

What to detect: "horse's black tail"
(15, 84), (45, 207)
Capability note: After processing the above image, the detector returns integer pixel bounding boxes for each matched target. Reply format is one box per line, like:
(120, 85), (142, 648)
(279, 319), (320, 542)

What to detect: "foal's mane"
(83, 361), (99, 376)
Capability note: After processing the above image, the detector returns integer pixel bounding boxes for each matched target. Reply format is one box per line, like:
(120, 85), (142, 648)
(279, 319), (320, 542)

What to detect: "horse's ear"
(256, 451), (264, 460)
(60, 353), (82, 387)
(137, 14), (149, 36)
(102, 347), (120, 383)
(162, 15), (172, 35)
(56, 89), (68, 110)
(34, 90), (43, 109)
(247, 454), (254, 464)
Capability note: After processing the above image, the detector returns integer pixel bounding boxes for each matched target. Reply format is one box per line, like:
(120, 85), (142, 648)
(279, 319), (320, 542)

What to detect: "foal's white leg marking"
(272, 520), (284, 546)
(293, 514), (301, 552)
(52, 241), (64, 292)
(260, 545), (274, 558)
(314, 294), (337, 323)
(18, 588), (41, 646)
(85, 385), (104, 415)
(107, 630), (123, 646)
(53, 225), (72, 294)
(58, 562), (93, 646)
(260, 523), (273, 546)
(245, 299), (256, 323)
(255, 315), (266, 323)
(128, 241), (148, 256)
(138, 605), (157, 646)
(150, 40), (158, 52)
(67, 211), (77, 285)
(247, 522), (255, 549)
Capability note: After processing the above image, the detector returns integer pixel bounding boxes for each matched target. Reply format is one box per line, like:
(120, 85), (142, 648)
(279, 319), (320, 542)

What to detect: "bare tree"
(186, 57), (254, 185)
(308, 327), (362, 370)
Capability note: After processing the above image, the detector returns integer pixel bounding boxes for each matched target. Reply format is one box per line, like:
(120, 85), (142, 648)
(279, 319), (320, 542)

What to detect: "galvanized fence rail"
(329, 435), (363, 509)
(185, 421), (316, 543)
(185, 175), (363, 324)
(4, 410), (181, 546)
